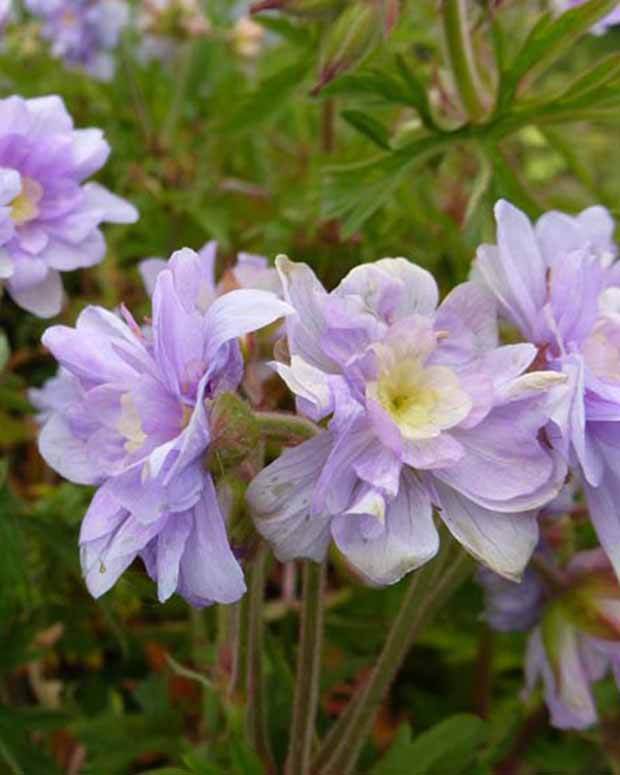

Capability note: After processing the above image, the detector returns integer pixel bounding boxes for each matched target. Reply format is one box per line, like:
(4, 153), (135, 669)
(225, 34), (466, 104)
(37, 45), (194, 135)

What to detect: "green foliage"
(371, 715), (487, 775)
(1, 0), (619, 772)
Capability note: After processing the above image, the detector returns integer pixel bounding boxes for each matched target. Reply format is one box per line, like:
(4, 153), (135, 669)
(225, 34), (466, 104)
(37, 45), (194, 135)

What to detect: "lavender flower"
(475, 200), (620, 580)
(552, 0), (620, 34)
(480, 549), (620, 729)
(27, 0), (129, 80)
(247, 257), (566, 586)
(37, 246), (291, 605)
(138, 241), (281, 298)
(0, 0), (13, 29)
(139, 243), (282, 405)
(0, 95), (137, 317)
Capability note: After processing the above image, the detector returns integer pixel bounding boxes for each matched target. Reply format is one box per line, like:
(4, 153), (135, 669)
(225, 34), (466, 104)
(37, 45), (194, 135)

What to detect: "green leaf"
(322, 134), (450, 234)
(225, 59), (310, 133)
(554, 53), (620, 103)
(394, 55), (436, 130)
(372, 715), (486, 775)
(483, 143), (541, 219)
(341, 109), (391, 149)
(498, 0), (620, 110)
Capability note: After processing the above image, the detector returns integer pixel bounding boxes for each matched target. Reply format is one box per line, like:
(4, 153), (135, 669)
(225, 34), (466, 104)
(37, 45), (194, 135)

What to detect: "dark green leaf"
(341, 109), (391, 149)
(372, 715), (486, 775)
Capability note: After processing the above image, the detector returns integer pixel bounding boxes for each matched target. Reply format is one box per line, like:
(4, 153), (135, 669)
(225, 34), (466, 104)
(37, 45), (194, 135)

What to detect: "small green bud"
(206, 392), (261, 473)
(310, 0), (385, 95)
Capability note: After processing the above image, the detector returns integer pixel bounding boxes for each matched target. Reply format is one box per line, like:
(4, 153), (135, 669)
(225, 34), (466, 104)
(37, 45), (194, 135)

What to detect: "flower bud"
(206, 392), (261, 472)
(310, 0), (385, 95)
(561, 569), (620, 641)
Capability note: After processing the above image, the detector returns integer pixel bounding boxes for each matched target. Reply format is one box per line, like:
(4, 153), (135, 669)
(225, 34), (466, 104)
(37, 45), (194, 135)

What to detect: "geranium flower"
(248, 256), (566, 585)
(480, 548), (620, 729)
(37, 246), (291, 605)
(475, 200), (620, 580)
(26, 0), (129, 80)
(0, 95), (137, 316)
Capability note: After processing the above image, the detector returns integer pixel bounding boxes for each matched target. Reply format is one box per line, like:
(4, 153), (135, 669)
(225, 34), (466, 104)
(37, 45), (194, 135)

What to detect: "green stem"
(285, 561), (326, 775)
(245, 544), (276, 774)
(255, 411), (320, 443)
(441, 0), (488, 123)
(315, 538), (473, 775)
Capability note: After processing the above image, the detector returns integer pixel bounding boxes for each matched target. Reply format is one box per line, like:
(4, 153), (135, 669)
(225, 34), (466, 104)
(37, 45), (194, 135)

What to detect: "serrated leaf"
(225, 58), (310, 133)
(322, 134), (449, 234)
(394, 55), (436, 129)
(555, 53), (620, 103)
(372, 715), (486, 775)
(341, 109), (391, 149)
(498, 0), (619, 110)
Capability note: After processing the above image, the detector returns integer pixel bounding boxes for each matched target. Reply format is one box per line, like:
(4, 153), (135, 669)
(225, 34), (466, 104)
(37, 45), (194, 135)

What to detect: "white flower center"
(117, 393), (147, 454)
(582, 320), (620, 383)
(368, 355), (472, 440)
(10, 177), (43, 226)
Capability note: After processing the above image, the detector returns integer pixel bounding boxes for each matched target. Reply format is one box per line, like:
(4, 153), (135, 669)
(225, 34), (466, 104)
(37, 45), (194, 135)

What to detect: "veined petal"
(432, 479), (538, 580)
(203, 288), (292, 362)
(248, 432), (334, 562)
(331, 470), (438, 585)
(178, 476), (246, 605)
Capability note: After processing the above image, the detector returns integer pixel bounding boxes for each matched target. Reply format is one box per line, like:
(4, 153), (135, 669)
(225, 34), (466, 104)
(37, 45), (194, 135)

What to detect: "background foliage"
(2, 0), (620, 772)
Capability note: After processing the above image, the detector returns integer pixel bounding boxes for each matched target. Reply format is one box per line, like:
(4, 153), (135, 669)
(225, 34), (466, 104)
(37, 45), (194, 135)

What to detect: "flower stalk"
(245, 543), (276, 773)
(285, 560), (327, 775)
(441, 0), (488, 123)
(315, 535), (473, 775)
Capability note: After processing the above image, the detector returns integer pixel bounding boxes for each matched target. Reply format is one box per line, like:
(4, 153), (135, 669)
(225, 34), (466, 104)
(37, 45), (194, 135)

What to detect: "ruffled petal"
(248, 432), (334, 562)
(178, 477), (246, 605)
(432, 478), (538, 580)
(331, 470), (438, 585)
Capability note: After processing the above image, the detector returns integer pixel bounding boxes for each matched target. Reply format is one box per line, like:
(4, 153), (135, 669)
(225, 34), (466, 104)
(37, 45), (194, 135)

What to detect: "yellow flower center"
(10, 177), (43, 226)
(369, 356), (472, 440)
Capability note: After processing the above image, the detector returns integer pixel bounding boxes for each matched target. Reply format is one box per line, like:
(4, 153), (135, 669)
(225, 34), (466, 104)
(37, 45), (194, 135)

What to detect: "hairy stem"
(245, 543), (276, 774)
(315, 538), (473, 775)
(441, 0), (488, 123)
(286, 560), (327, 775)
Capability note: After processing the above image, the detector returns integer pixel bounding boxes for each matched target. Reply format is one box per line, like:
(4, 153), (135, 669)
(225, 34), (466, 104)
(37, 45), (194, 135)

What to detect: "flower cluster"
(33, 245), (290, 605)
(26, 0), (130, 80)
(0, 95), (137, 316)
(9, 85), (620, 734)
(475, 201), (620, 581)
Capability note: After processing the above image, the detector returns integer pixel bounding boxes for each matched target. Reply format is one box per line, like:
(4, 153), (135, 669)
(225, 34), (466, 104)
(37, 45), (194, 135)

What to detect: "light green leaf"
(498, 0), (619, 110)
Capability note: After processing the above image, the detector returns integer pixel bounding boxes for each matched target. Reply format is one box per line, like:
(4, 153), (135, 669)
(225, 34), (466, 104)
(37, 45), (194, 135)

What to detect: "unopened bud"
(206, 392), (261, 472)
(250, 0), (344, 19)
(310, 0), (384, 96)
(561, 569), (620, 641)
